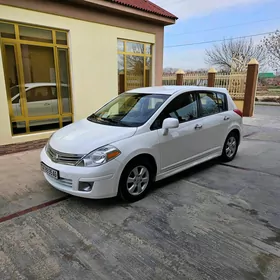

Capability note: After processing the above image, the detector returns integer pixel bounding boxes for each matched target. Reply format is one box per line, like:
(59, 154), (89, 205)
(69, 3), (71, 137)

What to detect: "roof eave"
(72, 0), (177, 25)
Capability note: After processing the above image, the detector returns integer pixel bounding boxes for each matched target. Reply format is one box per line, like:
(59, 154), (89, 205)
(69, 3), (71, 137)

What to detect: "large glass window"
(117, 39), (153, 94)
(0, 21), (72, 135)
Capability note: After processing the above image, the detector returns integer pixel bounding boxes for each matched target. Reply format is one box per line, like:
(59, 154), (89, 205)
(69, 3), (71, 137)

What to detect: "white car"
(11, 83), (71, 128)
(40, 86), (243, 202)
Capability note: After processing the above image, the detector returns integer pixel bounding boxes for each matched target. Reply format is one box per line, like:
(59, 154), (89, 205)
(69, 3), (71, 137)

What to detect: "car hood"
(49, 118), (137, 154)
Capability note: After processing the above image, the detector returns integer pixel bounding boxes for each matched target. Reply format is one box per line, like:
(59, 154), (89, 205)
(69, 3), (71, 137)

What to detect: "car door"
(196, 91), (229, 153)
(26, 86), (53, 117)
(151, 92), (208, 173)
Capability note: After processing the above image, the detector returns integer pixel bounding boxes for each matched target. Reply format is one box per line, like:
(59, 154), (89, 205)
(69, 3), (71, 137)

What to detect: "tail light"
(233, 109), (243, 117)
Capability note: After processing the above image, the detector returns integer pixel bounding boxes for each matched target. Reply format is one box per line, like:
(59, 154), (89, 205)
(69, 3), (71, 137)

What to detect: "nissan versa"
(40, 86), (243, 202)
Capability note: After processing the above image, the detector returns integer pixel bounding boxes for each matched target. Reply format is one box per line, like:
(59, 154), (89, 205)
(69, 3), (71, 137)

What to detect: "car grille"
(59, 178), (72, 188)
(45, 174), (72, 188)
(46, 144), (84, 166)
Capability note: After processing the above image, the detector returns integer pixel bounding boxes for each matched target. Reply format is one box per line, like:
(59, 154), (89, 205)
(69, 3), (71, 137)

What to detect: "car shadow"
(70, 158), (219, 209)
(152, 158), (219, 192)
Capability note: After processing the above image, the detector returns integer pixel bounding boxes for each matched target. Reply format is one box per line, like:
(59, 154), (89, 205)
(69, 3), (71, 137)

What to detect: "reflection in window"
(199, 93), (220, 117)
(0, 22), (15, 39)
(12, 121), (26, 135)
(29, 118), (60, 132)
(56, 31), (67, 45)
(126, 42), (144, 54)
(19, 25), (53, 43)
(117, 39), (152, 93)
(126, 55), (144, 90)
(118, 54), (124, 94)
(167, 94), (198, 123)
(63, 116), (72, 127)
(117, 40), (124, 52)
(216, 92), (227, 112)
(4, 45), (23, 117)
(58, 49), (71, 113)
(90, 93), (169, 127)
(0, 21), (73, 135)
(152, 93), (198, 130)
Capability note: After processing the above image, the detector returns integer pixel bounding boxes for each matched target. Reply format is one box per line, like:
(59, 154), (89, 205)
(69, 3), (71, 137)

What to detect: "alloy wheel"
(126, 165), (150, 196)
(225, 136), (237, 158)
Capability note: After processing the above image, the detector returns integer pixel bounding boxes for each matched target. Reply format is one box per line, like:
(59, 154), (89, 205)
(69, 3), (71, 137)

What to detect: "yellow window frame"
(0, 20), (73, 136)
(117, 39), (153, 92)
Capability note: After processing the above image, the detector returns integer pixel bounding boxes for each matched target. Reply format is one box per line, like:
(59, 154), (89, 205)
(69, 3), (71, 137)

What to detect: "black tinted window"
(215, 92), (227, 112)
(151, 93), (198, 130)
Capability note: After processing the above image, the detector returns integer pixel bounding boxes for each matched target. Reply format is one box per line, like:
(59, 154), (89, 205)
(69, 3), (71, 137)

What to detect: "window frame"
(150, 90), (229, 131)
(0, 20), (73, 136)
(197, 90), (228, 118)
(117, 39), (153, 93)
(214, 91), (228, 113)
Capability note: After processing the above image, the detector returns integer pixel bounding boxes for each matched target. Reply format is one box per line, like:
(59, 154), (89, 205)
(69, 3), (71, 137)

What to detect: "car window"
(198, 92), (220, 117)
(215, 92), (228, 112)
(26, 86), (57, 102)
(12, 95), (20, 104)
(88, 93), (170, 127)
(151, 93), (198, 130)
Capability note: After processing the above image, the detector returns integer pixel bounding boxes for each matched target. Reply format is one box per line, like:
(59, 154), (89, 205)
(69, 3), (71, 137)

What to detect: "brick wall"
(0, 139), (48, 156)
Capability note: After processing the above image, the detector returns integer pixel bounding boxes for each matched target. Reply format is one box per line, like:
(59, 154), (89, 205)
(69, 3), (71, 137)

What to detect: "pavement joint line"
(220, 163), (280, 178)
(0, 195), (70, 224)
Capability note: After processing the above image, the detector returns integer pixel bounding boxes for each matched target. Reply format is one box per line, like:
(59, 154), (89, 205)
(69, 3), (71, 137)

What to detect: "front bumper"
(40, 147), (123, 199)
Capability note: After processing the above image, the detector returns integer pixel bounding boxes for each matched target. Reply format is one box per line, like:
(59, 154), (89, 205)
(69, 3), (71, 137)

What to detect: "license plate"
(41, 162), (59, 180)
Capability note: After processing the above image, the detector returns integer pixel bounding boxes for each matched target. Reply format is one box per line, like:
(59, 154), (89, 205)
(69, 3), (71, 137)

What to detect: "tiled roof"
(110, 0), (177, 19)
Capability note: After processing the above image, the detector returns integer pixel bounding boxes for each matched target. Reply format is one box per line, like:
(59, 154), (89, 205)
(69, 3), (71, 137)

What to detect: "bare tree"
(262, 30), (280, 69)
(163, 67), (179, 74)
(205, 38), (267, 72)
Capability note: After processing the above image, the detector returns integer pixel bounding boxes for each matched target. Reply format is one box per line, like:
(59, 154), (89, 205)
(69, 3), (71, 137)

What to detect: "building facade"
(0, 0), (176, 150)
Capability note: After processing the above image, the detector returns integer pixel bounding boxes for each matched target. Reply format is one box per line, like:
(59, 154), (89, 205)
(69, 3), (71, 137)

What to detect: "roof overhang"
(70, 0), (176, 26)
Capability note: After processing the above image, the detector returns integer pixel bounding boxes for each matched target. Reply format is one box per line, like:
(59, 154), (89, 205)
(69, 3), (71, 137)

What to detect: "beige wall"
(0, 5), (156, 145)
(234, 100), (244, 112)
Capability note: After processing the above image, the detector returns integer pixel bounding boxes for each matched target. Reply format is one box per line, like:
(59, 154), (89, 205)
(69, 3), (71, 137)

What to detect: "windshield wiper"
(87, 114), (98, 122)
(101, 117), (130, 127)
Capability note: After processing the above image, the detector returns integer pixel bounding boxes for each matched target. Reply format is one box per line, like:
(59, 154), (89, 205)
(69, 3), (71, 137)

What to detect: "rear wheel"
(118, 159), (154, 202)
(221, 131), (239, 162)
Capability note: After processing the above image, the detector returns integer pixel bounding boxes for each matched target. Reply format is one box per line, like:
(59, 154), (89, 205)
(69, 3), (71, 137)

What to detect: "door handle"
(194, 124), (203, 130)
(224, 116), (230, 120)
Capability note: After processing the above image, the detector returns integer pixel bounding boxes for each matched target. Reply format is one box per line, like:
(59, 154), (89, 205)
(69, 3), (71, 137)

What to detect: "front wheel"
(118, 160), (154, 202)
(221, 132), (239, 162)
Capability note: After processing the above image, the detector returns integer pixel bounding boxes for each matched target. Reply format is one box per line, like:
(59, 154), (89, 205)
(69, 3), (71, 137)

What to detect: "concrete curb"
(255, 102), (280, 106)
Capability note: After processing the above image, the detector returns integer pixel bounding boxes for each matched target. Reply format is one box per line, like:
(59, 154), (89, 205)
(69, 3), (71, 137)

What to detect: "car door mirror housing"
(162, 118), (179, 135)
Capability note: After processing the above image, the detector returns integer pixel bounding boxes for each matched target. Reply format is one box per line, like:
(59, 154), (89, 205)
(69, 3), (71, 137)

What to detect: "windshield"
(87, 93), (170, 127)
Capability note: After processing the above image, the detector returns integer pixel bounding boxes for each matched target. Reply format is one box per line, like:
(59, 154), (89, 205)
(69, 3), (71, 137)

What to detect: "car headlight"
(45, 133), (54, 151)
(78, 145), (121, 167)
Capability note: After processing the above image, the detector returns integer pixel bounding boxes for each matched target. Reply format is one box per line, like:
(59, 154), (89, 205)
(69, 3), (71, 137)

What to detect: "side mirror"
(162, 118), (179, 135)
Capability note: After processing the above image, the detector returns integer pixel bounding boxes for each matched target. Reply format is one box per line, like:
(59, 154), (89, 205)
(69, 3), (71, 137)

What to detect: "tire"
(118, 159), (154, 202)
(221, 131), (239, 162)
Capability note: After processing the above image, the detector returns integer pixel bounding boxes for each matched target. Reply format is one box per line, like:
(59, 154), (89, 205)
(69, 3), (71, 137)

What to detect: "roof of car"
(126, 86), (229, 95)
(24, 83), (68, 88)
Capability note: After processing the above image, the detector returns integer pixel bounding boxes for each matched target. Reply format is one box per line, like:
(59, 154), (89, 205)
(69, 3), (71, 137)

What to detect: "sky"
(151, 0), (280, 70)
